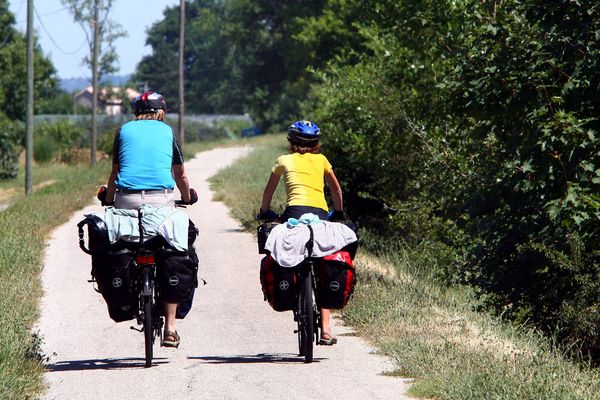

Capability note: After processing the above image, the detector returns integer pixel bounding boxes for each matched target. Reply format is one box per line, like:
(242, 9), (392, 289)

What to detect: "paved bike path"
(38, 146), (412, 400)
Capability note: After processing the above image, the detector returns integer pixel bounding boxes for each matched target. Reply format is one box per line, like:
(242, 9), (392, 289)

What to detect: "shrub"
(0, 115), (22, 179)
(33, 135), (59, 163)
(33, 119), (84, 163)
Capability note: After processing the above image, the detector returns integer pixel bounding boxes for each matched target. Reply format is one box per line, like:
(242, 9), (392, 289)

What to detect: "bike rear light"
(136, 255), (155, 265)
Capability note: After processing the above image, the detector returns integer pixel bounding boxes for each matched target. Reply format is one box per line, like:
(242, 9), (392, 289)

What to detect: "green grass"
(0, 161), (110, 399)
(209, 136), (600, 400)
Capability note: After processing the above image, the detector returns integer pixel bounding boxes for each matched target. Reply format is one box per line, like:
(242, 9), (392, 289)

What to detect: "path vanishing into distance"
(37, 146), (412, 400)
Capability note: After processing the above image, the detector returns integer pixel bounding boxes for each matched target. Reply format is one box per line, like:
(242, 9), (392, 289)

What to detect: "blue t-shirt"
(112, 120), (184, 190)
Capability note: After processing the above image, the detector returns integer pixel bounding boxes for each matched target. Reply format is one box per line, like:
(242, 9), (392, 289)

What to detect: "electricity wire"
(33, 5), (87, 56)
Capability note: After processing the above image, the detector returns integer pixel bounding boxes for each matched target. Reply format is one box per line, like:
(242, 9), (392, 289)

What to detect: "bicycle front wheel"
(298, 271), (314, 363)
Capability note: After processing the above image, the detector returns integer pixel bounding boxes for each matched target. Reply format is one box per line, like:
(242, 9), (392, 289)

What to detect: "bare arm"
(261, 172), (281, 210)
(325, 170), (343, 211)
(106, 163), (119, 204)
(173, 164), (191, 202)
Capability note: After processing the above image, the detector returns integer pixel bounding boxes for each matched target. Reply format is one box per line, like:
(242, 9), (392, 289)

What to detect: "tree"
(62, 0), (126, 165)
(0, 0), (59, 179)
(136, 1), (241, 115)
(62, 0), (125, 82)
(136, 0), (329, 130)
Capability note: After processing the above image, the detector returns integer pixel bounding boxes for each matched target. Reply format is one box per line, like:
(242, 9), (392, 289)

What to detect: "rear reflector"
(136, 255), (155, 265)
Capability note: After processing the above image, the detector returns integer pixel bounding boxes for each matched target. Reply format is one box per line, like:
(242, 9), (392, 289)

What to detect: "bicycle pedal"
(130, 326), (143, 332)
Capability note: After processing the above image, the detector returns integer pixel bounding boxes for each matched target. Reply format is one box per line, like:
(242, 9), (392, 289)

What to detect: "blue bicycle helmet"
(287, 120), (320, 147)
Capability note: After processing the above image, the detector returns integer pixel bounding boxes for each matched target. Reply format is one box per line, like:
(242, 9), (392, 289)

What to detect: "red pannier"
(315, 249), (356, 309)
(260, 255), (299, 312)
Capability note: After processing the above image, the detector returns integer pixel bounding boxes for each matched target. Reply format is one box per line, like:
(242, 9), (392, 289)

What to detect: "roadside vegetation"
(0, 161), (110, 399)
(209, 137), (600, 400)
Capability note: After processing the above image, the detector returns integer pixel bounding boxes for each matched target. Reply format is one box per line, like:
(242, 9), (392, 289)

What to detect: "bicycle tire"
(142, 269), (153, 368)
(298, 270), (314, 363)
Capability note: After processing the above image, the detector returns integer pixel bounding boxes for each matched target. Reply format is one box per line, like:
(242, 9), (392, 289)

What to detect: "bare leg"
(320, 308), (337, 345)
(164, 302), (177, 333)
(321, 308), (331, 332)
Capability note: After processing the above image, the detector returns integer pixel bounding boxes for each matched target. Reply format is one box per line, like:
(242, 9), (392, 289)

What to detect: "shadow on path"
(46, 357), (169, 371)
(189, 353), (324, 364)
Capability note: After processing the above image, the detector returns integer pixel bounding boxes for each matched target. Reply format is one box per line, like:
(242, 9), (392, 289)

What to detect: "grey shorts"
(114, 189), (175, 209)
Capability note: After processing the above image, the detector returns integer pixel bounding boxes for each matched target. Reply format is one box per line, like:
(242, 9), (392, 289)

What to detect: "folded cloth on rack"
(101, 205), (189, 251)
(265, 214), (357, 268)
(286, 213), (323, 226)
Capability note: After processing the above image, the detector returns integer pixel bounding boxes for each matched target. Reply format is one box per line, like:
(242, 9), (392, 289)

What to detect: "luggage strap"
(306, 225), (314, 258)
(77, 220), (92, 255)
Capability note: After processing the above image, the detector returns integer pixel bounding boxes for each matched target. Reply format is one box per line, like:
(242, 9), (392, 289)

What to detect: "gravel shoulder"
(37, 146), (412, 400)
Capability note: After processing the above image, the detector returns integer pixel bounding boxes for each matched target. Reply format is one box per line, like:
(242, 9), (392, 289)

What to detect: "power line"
(33, 5), (87, 56)
(16, 5), (71, 24)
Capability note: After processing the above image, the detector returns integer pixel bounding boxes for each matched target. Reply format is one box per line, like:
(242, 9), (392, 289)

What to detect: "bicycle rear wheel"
(141, 268), (154, 368)
(297, 270), (314, 363)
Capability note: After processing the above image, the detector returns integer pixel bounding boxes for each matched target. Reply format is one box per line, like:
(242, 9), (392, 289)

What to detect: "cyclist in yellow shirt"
(260, 120), (344, 345)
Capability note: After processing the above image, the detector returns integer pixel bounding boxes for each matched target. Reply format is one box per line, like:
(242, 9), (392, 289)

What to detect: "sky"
(8, 0), (180, 79)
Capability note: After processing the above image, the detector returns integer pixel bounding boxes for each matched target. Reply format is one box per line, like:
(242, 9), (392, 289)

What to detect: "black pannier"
(314, 249), (356, 309)
(78, 214), (138, 322)
(92, 248), (138, 322)
(260, 255), (299, 311)
(156, 245), (199, 309)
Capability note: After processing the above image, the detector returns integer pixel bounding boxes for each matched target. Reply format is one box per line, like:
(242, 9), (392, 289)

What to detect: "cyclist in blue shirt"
(104, 91), (192, 348)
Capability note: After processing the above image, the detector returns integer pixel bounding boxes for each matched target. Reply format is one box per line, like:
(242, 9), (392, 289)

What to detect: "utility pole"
(178, 0), (185, 147)
(25, 0), (34, 194)
(90, 0), (100, 167)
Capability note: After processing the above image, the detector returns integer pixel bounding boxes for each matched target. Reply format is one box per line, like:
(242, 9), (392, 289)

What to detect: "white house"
(75, 86), (139, 115)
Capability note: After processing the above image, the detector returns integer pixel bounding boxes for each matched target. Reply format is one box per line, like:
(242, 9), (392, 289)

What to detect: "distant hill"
(60, 74), (132, 92)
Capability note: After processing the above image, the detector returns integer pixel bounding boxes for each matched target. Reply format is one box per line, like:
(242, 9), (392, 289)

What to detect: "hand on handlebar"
(97, 186), (114, 206)
(327, 210), (345, 222)
(257, 208), (278, 221)
(188, 188), (198, 205)
(177, 188), (198, 205)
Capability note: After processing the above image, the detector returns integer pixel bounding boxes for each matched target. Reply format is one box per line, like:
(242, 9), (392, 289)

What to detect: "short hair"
(134, 109), (165, 121)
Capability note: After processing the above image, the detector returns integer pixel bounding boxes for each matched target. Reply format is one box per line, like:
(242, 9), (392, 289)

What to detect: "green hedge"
(308, 0), (600, 364)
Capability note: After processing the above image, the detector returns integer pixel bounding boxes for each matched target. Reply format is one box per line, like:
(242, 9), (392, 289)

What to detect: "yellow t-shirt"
(272, 153), (333, 211)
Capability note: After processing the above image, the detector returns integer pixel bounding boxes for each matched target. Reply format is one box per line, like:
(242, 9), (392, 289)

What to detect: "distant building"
(75, 86), (139, 116)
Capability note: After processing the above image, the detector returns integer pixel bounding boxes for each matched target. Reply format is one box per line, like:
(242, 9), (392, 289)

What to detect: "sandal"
(162, 330), (180, 348)
(319, 330), (337, 346)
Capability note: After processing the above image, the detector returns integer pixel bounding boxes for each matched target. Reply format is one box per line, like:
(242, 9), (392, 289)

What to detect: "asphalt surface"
(37, 146), (412, 400)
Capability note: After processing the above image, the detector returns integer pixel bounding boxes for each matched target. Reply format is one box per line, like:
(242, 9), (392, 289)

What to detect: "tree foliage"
(136, 0), (328, 130)
(309, 0), (600, 363)
(0, 0), (61, 179)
